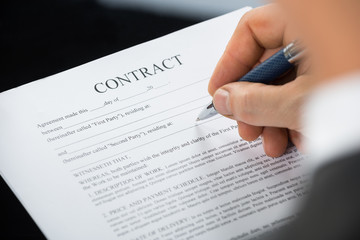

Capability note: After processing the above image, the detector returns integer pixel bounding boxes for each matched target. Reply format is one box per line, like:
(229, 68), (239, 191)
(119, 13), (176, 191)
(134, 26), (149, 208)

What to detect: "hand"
(208, 4), (313, 157)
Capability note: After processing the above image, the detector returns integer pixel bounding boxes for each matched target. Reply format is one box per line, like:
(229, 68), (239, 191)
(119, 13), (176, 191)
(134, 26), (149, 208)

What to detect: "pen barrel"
(239, 49), (294, 83)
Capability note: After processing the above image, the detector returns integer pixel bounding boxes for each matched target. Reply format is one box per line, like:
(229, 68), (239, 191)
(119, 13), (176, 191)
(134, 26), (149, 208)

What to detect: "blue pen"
(196, 41), (304, 121)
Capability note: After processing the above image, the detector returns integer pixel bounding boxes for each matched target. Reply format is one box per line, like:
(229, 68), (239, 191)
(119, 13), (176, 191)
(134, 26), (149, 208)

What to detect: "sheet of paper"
(0, 7), (308, 240)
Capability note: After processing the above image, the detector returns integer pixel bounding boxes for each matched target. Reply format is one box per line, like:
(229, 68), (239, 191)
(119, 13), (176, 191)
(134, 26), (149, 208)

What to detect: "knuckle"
(240, 5), (268, 27)
(241, 11), (252, 24)
(229, 84), (257, 123)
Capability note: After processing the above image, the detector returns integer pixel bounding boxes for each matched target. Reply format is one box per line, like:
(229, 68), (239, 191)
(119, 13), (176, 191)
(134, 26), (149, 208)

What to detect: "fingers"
(237, 121), (263, 141)
(213, 74), (312, 157)
(213, 75), (311, 131)
(208, 3), (308, 157)
(213, 81), (289, 127)
(262, 127), (289, 157)
(237, 124), (289, 157)
(208, 4), (296, 95)
(289, 130), (304, 153)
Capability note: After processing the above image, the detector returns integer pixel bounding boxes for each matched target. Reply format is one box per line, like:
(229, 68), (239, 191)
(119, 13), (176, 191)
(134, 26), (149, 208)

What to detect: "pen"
(196, 40), (304, 121)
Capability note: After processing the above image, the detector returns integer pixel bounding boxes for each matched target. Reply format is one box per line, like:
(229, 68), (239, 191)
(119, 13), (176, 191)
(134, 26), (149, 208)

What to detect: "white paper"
(0, 7), (308, 240)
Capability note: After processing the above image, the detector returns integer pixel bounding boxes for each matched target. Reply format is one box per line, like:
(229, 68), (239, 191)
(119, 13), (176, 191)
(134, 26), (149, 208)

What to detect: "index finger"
(208, 4), (294, 95)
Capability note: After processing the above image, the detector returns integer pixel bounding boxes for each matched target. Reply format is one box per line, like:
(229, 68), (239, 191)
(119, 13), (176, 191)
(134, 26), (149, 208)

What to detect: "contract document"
(0, 7), (308, 240)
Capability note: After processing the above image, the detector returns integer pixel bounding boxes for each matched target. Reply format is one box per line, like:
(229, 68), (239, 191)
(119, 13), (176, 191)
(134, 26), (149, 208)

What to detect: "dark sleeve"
(271, 150), (360, 240)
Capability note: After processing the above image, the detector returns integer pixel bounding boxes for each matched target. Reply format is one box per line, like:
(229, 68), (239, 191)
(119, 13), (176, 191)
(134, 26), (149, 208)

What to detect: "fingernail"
(213, 88), (232, 115)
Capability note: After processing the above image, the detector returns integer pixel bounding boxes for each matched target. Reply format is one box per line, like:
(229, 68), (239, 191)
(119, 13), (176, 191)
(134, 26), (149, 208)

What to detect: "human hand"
(209, 4), (313, 157)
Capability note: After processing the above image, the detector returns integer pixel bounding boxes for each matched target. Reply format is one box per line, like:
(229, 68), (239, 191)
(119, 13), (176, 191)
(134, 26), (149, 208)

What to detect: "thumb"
(213, 77), (308, 131)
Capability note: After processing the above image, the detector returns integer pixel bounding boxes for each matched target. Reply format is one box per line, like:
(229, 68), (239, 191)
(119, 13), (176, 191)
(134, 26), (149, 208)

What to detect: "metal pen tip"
(196, 118), (201, 122)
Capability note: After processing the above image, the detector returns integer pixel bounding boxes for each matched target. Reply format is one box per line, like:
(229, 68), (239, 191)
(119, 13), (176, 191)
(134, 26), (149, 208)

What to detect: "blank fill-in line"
(154, 82), (170, 89)
(90, 105), (105, 112)
(55, 96), (209, 150)
(70, 116), (222, 172)
(67, 105), (204, 154)
(90, 90), (149, 112)
(118, 90), (150, 102)
(63, 77), (209, 130)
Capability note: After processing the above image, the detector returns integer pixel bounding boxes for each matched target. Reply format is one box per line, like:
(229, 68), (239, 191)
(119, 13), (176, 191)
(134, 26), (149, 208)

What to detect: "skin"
(209, 2), (360, 157)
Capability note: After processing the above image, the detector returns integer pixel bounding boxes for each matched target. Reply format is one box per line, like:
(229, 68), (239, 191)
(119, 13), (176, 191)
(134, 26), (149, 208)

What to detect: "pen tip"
(196, 118), (201, 122)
